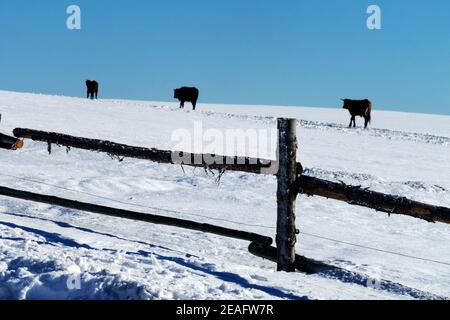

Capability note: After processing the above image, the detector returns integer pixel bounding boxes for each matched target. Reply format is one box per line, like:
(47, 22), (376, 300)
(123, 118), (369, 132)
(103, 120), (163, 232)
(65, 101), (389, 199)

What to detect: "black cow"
(86, 80), (99, 100)
(174, 87), (199, 111)
(342, 99), (372, 128)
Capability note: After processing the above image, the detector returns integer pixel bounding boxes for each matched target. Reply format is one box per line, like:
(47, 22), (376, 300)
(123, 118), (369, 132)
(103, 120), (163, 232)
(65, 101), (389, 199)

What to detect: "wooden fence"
(1, 120), (449, 274)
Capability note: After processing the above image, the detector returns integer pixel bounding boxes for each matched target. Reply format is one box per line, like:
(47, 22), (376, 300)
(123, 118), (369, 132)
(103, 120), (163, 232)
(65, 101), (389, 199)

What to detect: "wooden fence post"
(276, 118), (298, 272)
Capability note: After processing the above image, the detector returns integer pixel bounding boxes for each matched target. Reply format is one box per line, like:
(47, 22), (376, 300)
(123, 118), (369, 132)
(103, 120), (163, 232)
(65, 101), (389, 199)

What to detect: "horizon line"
(1, 88), (449, 118)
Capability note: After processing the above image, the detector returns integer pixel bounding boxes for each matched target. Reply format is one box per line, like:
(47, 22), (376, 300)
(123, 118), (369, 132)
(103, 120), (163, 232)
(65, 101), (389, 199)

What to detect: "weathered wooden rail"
(298, 175), (450, 224)
(0, 185), (272, 246)
(13, 128), (275, 175)
(0, 115), (24, 150)
(0, 133), (23, 150)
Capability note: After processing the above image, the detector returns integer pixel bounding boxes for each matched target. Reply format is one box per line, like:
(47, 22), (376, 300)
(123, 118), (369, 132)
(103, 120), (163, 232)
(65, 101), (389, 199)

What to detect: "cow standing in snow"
(342, 99), (372, 129)
(86, 80), (99, 100)
(174, 87), (199, 111)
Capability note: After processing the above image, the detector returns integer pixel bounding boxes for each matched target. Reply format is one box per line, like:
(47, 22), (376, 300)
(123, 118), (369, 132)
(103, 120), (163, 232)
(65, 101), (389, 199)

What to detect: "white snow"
(0, 90), (449, 300)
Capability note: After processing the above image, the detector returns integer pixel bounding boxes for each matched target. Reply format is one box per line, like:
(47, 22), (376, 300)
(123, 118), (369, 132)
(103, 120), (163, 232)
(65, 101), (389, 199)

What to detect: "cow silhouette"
(174, 87), (199, 111)
(86, 80), (99, 100)
(342, 99), (372, 128)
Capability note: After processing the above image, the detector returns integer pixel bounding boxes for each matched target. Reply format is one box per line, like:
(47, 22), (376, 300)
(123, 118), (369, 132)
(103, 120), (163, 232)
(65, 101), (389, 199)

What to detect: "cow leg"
(192, 100), (197, 111)
(349, 117), (355, 128)
(364, 117), (369, 129)
(180, 101), (185, 109)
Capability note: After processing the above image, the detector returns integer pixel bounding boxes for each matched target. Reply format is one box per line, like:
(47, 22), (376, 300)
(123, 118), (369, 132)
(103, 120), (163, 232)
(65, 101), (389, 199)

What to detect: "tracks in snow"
(192, 108), (450, 146)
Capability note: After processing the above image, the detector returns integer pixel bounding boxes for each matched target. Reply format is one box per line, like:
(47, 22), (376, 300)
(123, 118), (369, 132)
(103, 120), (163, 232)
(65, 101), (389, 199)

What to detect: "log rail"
(0, 185), (272, 246)
(13, 128), (274, 175)
(298, 175), (450, 224)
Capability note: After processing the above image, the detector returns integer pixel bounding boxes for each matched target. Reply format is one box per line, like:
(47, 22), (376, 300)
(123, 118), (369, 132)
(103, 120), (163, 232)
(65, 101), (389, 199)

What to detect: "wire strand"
(299, 232), (450, 267)
(1, 172), (449, 267)
(0, 172), (274, 229)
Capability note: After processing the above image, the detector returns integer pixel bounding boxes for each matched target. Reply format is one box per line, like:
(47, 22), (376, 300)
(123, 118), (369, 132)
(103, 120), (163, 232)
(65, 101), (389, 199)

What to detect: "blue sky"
(0, 0), (449, 115)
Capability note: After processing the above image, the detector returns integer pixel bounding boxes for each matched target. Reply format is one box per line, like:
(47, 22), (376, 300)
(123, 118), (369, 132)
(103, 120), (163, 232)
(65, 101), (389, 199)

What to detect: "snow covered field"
(0, 90), (449, 300)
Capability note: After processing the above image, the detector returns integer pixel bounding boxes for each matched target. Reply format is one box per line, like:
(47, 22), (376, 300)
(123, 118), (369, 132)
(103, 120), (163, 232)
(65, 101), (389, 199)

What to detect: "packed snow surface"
(0, 90), (449, 300)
